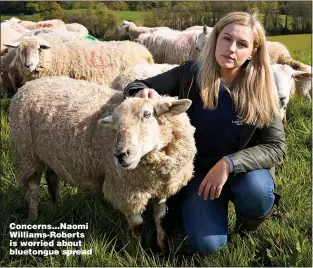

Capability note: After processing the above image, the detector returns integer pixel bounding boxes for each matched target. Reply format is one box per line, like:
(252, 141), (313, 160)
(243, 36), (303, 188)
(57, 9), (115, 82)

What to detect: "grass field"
(0, 33), (312, 266)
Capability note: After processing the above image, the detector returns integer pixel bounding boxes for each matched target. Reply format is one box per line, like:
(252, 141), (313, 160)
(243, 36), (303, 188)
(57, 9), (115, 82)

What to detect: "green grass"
(267, 34), (312, 64)
(0, 35), (312, 266)
(115, 10), (150, 25)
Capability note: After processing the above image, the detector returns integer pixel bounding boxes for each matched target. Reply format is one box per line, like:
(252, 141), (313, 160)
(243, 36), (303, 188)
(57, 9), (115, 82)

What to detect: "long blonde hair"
(198, 12), (280, 127)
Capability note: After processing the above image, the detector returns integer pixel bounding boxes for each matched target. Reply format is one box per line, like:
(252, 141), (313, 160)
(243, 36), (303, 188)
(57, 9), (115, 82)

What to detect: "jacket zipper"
(241, 127), (256, 150)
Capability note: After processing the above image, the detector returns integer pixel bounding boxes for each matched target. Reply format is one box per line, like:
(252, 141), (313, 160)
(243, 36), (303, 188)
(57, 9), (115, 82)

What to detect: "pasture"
(0, 33), (312, 266)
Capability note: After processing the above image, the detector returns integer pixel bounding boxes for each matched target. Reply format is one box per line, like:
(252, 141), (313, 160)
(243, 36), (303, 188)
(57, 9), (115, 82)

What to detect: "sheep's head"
(272, 64), (311, 108)
(117, 20), (130, 31)
(98, 97), (192, 169)
(195, 25), (209, 52)
(4, 38), (51, 74)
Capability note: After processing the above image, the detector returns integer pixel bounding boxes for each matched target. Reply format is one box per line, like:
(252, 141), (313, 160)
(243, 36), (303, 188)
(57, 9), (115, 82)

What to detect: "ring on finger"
(212, 185), (217, 190)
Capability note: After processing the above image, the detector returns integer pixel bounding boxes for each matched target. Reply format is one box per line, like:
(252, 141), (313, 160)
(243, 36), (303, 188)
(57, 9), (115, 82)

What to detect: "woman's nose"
(229, 42), (236, 53)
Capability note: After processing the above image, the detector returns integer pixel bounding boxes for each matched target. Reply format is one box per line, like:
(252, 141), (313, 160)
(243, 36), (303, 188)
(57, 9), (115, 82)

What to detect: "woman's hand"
(135, 88), (160, 100)
(198, 158), (230, 200)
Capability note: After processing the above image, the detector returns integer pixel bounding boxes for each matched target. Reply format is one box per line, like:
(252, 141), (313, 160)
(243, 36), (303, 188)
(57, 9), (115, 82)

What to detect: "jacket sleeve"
(227, 115), (286, 175)
(123, 62), (187, 97)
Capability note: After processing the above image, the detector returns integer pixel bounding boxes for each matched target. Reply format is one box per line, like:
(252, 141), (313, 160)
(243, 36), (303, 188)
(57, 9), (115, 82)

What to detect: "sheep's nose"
(25, 63), (33, 68)
(279, 97), (287, 107)
(114, 150), (131, 163)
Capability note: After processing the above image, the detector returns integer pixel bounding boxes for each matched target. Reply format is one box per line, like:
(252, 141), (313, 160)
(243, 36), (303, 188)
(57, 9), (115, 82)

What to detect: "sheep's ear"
(4, 41), (20, 48)
(39, 40), (51, 50)
(98, 115), (117, 129)
(203, 25), (208, 34)
(155, 99), (192, 116)
(292, 71), (312, 81)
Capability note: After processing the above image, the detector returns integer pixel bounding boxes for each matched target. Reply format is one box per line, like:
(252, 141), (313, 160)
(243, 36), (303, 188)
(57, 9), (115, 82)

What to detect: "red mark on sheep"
(173, 33), (196, 46)
(36, 23), (53, 29)
(89, 51), (113, 69)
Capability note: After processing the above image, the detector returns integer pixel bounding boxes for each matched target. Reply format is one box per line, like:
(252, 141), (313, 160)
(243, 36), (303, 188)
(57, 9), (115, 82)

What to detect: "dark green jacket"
(124, 60), (286, 179)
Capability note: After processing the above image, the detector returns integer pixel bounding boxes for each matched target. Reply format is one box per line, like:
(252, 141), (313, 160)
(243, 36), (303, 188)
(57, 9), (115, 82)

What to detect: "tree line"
(1, 1), (311, 39)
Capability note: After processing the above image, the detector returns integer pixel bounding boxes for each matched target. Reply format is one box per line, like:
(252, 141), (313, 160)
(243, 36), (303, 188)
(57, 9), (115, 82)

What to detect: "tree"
(39, 1), (64, 20)
(25, 2), (39, 15)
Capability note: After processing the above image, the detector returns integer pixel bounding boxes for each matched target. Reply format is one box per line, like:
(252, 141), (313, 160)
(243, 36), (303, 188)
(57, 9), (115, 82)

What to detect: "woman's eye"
(143, 111), (151, 118)
(238, 42), (247, 48)
(223, 36), (231, 41)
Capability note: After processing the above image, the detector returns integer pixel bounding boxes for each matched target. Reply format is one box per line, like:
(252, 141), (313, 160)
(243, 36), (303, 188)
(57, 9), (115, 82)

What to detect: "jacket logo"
(232, 118), (243, 125)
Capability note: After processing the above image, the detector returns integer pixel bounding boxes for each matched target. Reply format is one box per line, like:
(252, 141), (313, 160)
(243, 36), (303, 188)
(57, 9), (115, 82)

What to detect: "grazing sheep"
(65, 23), (89, 35)
(4, 37), (154, 91)
(272, 63), (311, 123)
(117, 20), (170, 40)
(9, 76), (196, 250)
(136, 29), (202, 64)
(111, 63), (178, 91)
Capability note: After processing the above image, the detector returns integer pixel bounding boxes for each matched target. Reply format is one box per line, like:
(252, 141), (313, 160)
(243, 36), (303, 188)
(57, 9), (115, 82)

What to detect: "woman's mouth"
(222, 55), (234, 61)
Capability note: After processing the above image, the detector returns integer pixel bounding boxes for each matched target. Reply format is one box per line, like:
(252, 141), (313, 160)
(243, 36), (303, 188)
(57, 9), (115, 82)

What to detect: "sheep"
(22, 28), (98, 43)
(6, 17), (67, 31)
(1, 21), (29, 55)
(272, 63), (311, 123)
(3, 36), (154, 91)
(111, 63), (178, 91)
(184, 25), (203, 31)
(65, 23), (89, 35)
(293, 64), (312, 101)
(9, 76), (196, 250)
(194, 25), (213, 51)
(117, 20), (170, 40)
(136, 29), (202, 64)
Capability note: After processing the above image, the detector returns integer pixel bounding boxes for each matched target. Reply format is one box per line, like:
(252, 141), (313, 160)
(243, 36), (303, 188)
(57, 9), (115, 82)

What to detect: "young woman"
(124, 12), (286, 254)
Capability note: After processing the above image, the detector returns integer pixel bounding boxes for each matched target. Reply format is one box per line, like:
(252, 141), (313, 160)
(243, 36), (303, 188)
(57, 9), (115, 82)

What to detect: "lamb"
(272, 63), (311, 123)
(9, 76), (196, 250)
(3, 36), (154, 91)
(9, 18), (67, 31)
(117, 20), (170, 40)
(65, 23), (89, 35)
(111, 63), (178, 91)
(136, 29), (201, 64)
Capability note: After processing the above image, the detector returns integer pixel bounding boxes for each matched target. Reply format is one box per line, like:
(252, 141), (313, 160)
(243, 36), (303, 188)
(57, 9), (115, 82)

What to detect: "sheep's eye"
(143, 111), (151, 118)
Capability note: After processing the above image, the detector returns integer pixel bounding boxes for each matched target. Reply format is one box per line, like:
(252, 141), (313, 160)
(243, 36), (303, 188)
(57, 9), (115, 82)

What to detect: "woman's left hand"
(198, 158), (230, 200)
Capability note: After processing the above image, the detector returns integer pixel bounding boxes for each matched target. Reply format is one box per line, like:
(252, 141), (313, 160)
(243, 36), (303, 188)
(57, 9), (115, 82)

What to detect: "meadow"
(0, 34), (312, 266)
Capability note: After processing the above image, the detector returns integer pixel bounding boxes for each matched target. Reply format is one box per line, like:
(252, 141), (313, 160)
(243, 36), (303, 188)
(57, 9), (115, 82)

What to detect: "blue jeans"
(182, 169), (275, 254)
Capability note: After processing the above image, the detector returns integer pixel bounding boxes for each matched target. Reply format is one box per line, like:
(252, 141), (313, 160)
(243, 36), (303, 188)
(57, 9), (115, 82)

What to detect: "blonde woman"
(124, 12), (286, 254)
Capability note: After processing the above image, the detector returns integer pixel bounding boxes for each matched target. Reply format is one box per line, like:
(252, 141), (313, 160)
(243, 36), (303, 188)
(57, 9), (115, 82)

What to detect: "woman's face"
(215, 23), (254, 71)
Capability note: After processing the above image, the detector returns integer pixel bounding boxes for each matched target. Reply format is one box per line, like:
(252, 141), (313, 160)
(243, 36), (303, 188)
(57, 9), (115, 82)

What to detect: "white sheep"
(194, 25), (213, 51)
(272, 63), (311, 123)
(9, 76), (196, 250)
(111, 63), (178, 91)
(294, 64), (312, 101)
(136, 29), (202, 64)
(3, 37), (154, 91)
(1, 21), (29, 55)
(65, 23), (89, 35)
(117, 20), (170, 40)
(16, 18), (67, 31)
(22, 28), (97, 43)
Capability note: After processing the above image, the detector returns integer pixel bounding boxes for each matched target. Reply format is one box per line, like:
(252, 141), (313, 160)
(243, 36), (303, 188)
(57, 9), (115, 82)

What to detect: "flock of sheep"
(1, 17), (312, 250)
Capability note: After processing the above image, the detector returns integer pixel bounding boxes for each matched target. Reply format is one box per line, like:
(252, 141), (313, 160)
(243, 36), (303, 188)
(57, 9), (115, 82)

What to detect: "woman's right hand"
(136, 88), (160, 100)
